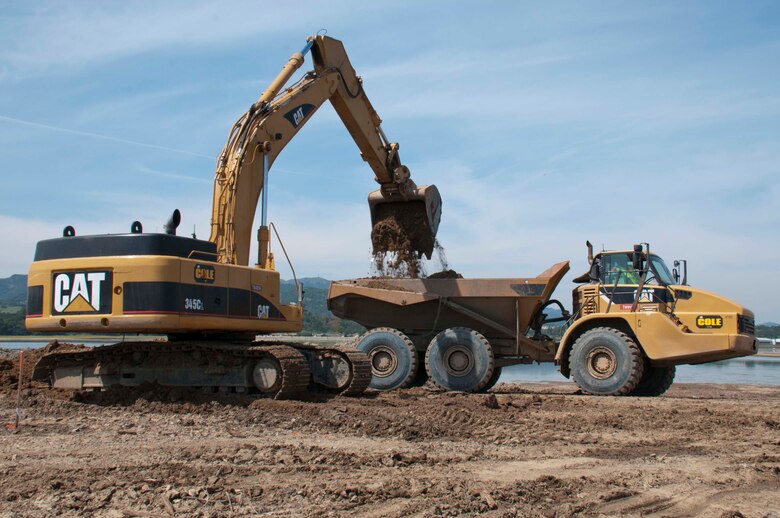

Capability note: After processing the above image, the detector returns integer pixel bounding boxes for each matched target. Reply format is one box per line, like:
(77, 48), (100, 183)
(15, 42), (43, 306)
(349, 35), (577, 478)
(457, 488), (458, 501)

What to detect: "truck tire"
(629, 365), (675, 397)
(482, 366), (503, 392)
(355, 327), (418, 391)
(425, 327), (495, 392)
(569, 327), (644, 396)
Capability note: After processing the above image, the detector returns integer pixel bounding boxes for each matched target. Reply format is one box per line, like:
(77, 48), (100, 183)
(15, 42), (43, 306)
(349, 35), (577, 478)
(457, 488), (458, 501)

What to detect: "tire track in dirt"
(0, 376), (777, 516)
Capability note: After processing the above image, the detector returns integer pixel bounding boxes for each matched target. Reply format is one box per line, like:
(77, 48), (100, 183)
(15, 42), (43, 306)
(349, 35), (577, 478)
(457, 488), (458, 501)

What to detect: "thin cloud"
(135, 164), (211, 184)
(0, 114), (213, 159)
(0, 2), (354, 75)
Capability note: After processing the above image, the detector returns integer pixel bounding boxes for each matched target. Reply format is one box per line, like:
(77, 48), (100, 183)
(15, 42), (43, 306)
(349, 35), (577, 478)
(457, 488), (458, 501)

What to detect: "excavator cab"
(368, 185), (442, 259)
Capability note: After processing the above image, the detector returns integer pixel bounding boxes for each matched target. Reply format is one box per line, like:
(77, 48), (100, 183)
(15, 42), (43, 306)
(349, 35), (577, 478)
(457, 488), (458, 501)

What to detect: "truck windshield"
(649, 255), (675, 285)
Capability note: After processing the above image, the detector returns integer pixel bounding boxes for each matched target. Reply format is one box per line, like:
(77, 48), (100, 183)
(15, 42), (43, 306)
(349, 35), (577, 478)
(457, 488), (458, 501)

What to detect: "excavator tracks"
(332, 343), (373, 396)
(33, 339), (371, 400)
(250, 344), (311, 400)
(287, 341), (372, 397)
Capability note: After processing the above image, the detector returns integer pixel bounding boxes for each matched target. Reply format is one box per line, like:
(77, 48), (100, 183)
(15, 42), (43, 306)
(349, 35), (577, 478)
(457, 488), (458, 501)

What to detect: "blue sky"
(0, 1), (778, 321)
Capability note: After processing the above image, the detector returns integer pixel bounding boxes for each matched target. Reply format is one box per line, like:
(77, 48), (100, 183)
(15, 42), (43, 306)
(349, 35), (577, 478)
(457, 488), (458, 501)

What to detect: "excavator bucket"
(368, 185), (442, 259)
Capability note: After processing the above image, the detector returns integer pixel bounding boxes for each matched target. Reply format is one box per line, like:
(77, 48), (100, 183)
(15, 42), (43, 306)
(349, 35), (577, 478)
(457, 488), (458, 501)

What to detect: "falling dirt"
(370, 215), (454, 280)
(1, 346), (778, 516)
(433, 239), (450, 271)
(371, 215), (424, 278)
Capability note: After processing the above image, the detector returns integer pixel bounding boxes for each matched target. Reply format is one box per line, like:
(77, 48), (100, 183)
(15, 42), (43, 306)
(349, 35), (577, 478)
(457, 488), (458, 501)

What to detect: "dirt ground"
(0, 350), (778, 517)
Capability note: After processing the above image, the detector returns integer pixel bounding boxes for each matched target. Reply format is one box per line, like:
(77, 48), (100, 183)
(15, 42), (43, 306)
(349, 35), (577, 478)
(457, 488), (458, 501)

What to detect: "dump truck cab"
(556, 242), (757, 395)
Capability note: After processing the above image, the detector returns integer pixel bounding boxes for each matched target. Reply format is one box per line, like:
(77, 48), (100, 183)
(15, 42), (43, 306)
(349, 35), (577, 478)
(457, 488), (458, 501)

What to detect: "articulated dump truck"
(328, 242), (757, 396)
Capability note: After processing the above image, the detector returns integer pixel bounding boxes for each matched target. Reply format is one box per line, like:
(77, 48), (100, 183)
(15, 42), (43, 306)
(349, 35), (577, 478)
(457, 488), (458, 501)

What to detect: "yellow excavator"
(25, 35), (442, 399)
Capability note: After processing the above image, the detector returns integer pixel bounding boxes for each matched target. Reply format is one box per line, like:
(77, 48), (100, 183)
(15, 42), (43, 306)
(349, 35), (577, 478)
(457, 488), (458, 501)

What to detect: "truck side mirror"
(632, 244), (643, 271)
(674, 259), (688, 285)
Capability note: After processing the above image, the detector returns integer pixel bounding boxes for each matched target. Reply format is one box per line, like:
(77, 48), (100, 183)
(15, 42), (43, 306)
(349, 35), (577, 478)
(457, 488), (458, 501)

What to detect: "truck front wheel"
(569, 327), (644, 396)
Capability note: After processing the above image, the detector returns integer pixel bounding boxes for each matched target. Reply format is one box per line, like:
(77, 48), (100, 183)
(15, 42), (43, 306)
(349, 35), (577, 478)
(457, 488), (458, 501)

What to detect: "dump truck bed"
(328, 262), (569, 343)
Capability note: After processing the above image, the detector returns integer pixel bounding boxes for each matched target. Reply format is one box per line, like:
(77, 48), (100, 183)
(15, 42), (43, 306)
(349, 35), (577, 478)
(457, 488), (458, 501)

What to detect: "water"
(499, 356), (780, 386)
(1, 340), (115, 349)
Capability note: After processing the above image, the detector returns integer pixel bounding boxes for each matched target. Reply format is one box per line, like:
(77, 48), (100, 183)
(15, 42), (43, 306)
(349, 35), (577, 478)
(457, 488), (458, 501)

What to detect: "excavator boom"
(209, 35), (441, 266)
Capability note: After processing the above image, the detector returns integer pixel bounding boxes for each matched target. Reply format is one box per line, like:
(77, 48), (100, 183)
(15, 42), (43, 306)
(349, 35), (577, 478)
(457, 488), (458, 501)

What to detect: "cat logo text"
(52, 271), (113, 314)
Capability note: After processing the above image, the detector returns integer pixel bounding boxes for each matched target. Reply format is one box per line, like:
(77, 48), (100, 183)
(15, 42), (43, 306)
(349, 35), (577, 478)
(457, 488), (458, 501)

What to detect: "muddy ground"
(0, 351), (778, 517)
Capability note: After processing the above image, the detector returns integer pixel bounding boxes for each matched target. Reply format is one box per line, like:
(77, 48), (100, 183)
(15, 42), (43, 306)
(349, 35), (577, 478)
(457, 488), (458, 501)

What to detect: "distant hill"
(756, 323), (780, 339)
(281, 277), (332, 290)
(280, 278), (364, 336)
(0, 274), (27, 306)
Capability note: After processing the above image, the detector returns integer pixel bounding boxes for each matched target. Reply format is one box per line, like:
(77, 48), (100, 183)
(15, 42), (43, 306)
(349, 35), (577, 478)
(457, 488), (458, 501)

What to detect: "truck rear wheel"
(629, 365), (675, 397)
(355, 327), (418, 391)
(569, 327), (644, 396)
(425, 327), (495, 392)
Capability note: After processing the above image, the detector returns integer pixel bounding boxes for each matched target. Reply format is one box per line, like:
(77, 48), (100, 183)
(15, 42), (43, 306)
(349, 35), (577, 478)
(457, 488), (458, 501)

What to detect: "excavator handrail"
(186, 250), (219, 260)
(270, 222), (301, 306)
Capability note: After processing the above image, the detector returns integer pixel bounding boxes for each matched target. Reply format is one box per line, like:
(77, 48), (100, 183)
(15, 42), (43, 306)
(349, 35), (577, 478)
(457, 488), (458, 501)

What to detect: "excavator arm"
(209, 35), (441, 266)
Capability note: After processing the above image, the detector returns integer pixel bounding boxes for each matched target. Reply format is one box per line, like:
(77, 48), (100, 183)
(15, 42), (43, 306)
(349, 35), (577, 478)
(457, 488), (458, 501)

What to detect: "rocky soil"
(0, 349), (778, 517)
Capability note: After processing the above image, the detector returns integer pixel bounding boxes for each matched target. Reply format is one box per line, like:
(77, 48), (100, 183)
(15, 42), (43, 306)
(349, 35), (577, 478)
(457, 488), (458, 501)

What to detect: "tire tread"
(630, 365), (675, 397)
(357, 327), (418, 390)
(425, 327), (495, 392)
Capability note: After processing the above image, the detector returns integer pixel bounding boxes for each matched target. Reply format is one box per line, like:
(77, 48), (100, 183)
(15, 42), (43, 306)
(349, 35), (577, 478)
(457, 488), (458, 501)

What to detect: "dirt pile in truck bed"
(426, 269), (463, 279)
(363, 280), (414, 291)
